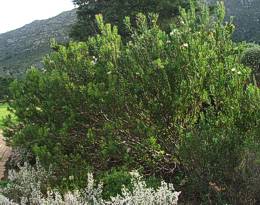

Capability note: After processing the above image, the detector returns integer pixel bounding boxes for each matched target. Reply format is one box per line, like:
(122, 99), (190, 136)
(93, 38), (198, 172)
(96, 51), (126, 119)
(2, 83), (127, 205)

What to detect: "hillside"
(210, 0), (260, 43)
(0, 2), (259, 78)
(0, 9), (76, 77)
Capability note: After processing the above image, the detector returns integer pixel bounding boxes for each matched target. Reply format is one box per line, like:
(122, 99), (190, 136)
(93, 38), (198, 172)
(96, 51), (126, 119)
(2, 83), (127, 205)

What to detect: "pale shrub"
(7, 148), (34, 170)
(0, 194), (17, 205)
(0, 163), (180, 205)
(38, 173), (104, 205)
(110, 171), (180, 205)
(0, 159), (53, 204)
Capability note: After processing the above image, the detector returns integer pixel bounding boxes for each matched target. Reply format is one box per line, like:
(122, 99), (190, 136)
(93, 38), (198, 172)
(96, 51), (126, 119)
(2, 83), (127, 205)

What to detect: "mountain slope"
(208, 0), (260, 43)
(226, 0), (260, 43)
(0, 9), (76, 77)
(1, 2), (259, 78)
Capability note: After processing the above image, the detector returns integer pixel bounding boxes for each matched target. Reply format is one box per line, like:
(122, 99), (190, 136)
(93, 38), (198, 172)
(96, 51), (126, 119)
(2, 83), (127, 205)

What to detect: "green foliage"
(0, 103), (10, 129)
(70, 0), (191, 41)
(240, 45), (260, 86)
(5, 2), (260, 203)
(0, 77), (13, 101)
(100, 169), (132, 199)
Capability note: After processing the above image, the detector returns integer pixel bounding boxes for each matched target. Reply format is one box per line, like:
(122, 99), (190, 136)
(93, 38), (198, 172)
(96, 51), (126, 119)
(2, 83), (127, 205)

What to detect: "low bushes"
(0, 161), (180, 205)
(3, 2), (260, 204)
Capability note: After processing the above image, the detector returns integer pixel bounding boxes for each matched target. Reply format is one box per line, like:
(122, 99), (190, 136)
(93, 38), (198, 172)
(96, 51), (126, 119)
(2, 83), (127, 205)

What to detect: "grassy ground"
(0, 103), (10, 129)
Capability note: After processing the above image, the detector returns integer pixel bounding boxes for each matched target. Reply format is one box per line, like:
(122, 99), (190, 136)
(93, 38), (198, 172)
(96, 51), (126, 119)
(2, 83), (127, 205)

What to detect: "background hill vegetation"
(0, 9), (76, 78)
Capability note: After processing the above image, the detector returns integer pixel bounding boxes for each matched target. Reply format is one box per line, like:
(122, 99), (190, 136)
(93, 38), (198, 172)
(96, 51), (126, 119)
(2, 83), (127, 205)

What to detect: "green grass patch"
(0, 103), (10, 129)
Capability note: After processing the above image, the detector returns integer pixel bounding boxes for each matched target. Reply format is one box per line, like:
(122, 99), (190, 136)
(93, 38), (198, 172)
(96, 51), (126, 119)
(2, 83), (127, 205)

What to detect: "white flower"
(92, 56), (98, 65)
(183, 43), (188, 48)
(170, 29), (178, 36)
(231, 68), (236, 72)
(180, 43), (189, 49)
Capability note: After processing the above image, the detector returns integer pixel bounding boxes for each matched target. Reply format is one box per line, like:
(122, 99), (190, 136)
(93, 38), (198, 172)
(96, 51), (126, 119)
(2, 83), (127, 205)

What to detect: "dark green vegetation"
(0, 9), (76, 77)
(4, 2), (260, 204)
(70, 0), (192, 41)
(0, 77), (13, 101)
(241, 44), (260, 86)
(72, 0), (260, 43)
(226, 0), (260, 43)
(209, 0), (260, 43)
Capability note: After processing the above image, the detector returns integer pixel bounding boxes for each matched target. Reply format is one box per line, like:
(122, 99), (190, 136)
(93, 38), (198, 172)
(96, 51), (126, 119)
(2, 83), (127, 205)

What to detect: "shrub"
(4, 1), (260, 204)
(0, 162), (180, 205)
(240, 45), (260, 85)
(0, 159), (53, 204)
(99, 169), (132, 199)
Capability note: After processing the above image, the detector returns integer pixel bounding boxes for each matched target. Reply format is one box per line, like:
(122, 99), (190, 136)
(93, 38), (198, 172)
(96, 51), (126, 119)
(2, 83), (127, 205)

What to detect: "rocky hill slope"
(0, 9), (76, 77)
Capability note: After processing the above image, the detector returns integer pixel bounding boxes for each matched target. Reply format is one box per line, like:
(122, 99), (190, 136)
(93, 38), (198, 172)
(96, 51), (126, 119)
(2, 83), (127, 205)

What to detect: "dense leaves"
(0, 77), (13, 101)
(241, 45), (260, 86)
(70, 0), (191, 40)
(4, 2), (260, 204)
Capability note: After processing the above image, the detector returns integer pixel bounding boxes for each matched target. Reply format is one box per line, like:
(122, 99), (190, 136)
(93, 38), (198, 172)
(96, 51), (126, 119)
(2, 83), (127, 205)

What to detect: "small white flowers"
(231, 68), (242, 75)
(170, 29), (179, 36)
(180, 43), (189, 49)
(92, 56), (98, 65)
(183, 43), (188, 48)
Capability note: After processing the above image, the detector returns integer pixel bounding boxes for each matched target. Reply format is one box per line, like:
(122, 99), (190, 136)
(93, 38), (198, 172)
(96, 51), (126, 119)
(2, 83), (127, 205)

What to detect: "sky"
(0, 0), (75, 34)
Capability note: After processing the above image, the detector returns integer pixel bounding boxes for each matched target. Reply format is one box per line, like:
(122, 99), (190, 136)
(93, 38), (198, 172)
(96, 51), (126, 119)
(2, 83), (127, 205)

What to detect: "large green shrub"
(4, 2), (260, 203)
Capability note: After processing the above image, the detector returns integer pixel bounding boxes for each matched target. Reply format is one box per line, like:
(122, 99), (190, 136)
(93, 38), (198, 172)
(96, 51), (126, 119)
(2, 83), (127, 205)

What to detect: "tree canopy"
(70, 0), (191, 41)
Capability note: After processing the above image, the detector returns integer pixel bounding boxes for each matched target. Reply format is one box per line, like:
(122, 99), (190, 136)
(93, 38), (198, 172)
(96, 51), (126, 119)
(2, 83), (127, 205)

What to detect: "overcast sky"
(0, 0), (75, 34)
